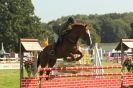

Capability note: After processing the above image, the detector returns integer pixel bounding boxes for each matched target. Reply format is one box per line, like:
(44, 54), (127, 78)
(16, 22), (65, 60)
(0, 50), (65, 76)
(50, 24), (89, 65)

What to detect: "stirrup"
(50, 50), (55, 55)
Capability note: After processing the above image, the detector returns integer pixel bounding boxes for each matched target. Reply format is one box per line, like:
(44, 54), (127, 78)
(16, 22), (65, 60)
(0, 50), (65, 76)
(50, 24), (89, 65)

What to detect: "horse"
(63, 45), (83, 62)
(37, 23), (92, 80)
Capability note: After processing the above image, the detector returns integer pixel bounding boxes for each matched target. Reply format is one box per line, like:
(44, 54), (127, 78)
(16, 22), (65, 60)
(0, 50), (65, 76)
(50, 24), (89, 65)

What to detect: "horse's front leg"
(67, 53), (75, 62)
(74, 50), (83, 61)
(46, 59), (57, 80)
(39, 70), (44, 78)
(46, 70), (51, 80)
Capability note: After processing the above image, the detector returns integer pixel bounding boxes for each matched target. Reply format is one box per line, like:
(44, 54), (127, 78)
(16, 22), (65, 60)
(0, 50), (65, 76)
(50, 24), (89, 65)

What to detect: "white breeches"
(53, 33), (59, 43)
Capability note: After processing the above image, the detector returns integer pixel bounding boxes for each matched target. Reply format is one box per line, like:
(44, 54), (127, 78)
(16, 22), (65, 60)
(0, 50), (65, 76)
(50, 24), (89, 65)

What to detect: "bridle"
(64, 26), (85, 45)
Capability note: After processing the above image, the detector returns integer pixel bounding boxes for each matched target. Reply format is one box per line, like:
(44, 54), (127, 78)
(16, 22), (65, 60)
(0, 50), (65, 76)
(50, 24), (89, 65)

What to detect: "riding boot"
(50, 43), (56, 55)
(59, 36), (63, 45)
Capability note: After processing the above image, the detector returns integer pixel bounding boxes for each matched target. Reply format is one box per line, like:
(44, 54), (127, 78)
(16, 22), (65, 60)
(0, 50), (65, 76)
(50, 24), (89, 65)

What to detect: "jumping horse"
(37, 23), (92, 79)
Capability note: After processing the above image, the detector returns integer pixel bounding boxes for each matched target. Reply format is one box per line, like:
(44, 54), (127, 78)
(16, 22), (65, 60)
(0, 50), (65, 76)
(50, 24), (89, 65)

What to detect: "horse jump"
(21, 66), (133, 88)
(37, 23), (92, 80)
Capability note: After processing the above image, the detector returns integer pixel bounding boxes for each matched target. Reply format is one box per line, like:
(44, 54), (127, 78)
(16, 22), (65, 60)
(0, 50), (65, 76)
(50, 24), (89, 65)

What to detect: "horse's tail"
(37, 51), (41, 68)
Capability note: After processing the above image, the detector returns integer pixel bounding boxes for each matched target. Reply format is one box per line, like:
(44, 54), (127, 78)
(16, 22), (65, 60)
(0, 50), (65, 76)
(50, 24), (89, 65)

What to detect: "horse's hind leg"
(39, 58), (48, 78)
(46, 59), (57, 80)
(75, 50), (83, 61)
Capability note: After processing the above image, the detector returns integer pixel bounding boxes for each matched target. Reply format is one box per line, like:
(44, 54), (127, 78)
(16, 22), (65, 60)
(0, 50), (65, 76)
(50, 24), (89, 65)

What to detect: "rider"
(59, 17), (75, 41)
(50, 17), (75, 55)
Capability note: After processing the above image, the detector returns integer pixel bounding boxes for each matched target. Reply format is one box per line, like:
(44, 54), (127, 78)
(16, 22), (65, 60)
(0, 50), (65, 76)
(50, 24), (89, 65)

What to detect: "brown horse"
(37, 23), (92, 79)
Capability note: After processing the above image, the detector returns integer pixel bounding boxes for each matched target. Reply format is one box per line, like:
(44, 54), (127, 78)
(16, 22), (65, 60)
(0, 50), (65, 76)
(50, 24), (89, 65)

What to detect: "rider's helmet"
(67, 17), (75, 24)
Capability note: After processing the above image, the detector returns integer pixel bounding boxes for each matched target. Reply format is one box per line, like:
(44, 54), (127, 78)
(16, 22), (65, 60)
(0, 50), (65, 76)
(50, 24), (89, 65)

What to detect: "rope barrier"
(39, 73), (121, 78)
(40, 66), (122, 71)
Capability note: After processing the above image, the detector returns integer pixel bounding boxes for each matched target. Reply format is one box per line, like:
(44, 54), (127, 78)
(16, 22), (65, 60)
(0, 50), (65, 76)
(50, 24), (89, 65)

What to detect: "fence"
(21, 66), (133, 88)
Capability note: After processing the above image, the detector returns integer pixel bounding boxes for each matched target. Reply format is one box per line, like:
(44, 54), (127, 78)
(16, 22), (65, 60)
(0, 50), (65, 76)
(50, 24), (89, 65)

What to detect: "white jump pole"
(94, 43), (104, 74)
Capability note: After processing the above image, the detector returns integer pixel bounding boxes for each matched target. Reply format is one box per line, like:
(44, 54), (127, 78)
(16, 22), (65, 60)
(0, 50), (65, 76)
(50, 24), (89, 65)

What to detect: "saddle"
(50, 28), (74, 56)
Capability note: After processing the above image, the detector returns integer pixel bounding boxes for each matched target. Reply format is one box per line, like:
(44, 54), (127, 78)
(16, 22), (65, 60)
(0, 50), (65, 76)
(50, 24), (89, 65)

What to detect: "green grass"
(0, 58), (121, 88)
(102, 59), (120, 66)
(102, 59), (121, 73)
(99, 43), (118, 51)
(0, 43), (125, 88)
(0, 70), (19, 88)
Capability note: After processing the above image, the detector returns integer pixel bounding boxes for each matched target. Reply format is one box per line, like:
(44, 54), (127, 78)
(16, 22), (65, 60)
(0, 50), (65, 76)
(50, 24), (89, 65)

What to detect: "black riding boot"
(50, 43), (56, 55)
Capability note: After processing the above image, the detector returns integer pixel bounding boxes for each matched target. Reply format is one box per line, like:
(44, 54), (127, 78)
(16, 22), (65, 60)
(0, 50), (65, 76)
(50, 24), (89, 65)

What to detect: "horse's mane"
(70, 23), (88, 32)
(65, 23), (88, 36)
(71, 23), (85, 28)
(64, 23), (85, 37)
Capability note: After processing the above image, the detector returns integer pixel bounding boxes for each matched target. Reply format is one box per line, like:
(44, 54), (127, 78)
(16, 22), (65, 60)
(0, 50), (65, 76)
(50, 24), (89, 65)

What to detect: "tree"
(130, 22), (133, 38)
(47, 12), (133, 43)
(0, 0), (42, 52)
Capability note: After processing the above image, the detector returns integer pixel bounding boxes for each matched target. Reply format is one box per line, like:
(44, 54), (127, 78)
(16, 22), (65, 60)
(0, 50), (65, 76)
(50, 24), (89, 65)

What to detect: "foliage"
(130, 22), (133, 38)
(47, 12), (133, 44)
(1, 0), (133, 52)
(0, 0), (42, 52)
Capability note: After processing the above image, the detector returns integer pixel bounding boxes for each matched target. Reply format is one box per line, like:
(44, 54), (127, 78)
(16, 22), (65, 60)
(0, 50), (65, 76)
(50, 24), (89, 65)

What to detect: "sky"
(32, 0), (133, 23)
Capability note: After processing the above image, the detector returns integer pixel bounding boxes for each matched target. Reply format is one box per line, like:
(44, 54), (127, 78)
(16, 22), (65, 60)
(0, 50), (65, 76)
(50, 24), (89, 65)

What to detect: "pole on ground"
(121, 39), (124, 88)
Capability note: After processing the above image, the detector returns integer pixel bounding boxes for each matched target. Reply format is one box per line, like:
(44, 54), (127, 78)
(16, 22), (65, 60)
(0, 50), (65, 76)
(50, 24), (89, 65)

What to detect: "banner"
(0, 63), (20, 69)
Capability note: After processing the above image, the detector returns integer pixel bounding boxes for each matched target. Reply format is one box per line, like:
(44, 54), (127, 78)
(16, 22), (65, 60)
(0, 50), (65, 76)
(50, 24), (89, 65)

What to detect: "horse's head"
(71, 23), (92, 46)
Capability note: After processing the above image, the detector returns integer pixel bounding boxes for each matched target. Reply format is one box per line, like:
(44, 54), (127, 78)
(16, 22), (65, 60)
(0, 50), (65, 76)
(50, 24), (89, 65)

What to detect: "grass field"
(100, 43), (118, 51)
(0, 60), (121, 88)
(0, 70), (19, 88)
(0, 43), (121, 88)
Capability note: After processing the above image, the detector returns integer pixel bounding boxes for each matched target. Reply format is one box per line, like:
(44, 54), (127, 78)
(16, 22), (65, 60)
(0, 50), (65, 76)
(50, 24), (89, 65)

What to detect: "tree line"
(47, 13), (133, 45)
(0, 0), (133, 52)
